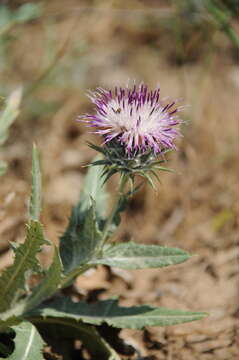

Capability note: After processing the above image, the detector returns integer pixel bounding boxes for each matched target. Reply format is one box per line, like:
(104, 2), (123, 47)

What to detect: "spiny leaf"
(29, 298), (207, 330)
(0, 248), (62, 326)
(90, 242), (191, 269)
(60, 160), (108, 282)
(9, 322), (45, 360)
(0, 221), (47, 314)
(29, 145), (42, 221)
(24, 247), (63, 313)
(60, 201), (102, 277)
(32, 317), (120, 360)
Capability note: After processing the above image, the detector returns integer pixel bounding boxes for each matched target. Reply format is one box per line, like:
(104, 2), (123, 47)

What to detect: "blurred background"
(0, 0), (239, 358)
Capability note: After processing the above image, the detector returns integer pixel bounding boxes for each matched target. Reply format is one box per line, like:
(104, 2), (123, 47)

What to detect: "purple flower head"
(79, 83), (183, 156)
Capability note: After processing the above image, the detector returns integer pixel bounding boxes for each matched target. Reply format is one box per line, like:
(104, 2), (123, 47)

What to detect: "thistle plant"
(0, 85), (207, 360)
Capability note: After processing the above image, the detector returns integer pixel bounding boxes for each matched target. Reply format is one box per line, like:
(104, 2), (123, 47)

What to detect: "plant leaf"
(0, 316), (20, 332)
(0, 160), (7, 176)
(79, 156), (108, 218)
(24, 247), (63, 313)
(29, 145), (42, 221)
(0, 88), (22, 146)
(90, 242), (191, 269)
(9, 322), (45, 360)
(14, 3), (42, 24)
(0, 221), (47, 314)
(31, 317), (120, 360)
(29, 298), (207, 330)
(0, 6), (13, 30)
(0, 248), (63, 328)
(60, 160), (107, 281)
(60, 202), (103, 278)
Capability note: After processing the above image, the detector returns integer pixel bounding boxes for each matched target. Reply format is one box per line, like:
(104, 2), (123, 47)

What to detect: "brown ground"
(0, 1), (239, 359)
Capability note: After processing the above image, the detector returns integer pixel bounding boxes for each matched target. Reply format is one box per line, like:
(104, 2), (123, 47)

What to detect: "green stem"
(101, 173), (128, 245)
(60, 264), (91, 290)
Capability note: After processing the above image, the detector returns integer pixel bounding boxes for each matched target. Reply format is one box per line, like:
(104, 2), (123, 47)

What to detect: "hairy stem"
(101, 173), (128, 245)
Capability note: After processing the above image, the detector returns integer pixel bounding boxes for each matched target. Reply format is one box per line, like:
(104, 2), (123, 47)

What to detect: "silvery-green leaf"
(0, 221), (47, 314)
(24, 247), (63, 313)
(31, 318), (120, 360)
(9, 322), (45, 360)
(60, 202), (102, 279)
(59, 157), (108, 283)
(30, 298), (207, 330)
(0, 248), (63, 328)
(91, 242), (191, 269)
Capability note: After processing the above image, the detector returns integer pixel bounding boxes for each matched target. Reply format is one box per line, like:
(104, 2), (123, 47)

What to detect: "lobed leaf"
(90, 242), (191, 269)
(0, 221), (47, 314)
(60, 202), (102, 278)
(9, 322), (45, 360)
(60, 160), (108, 281)
(29, 298), (207, 330)
(32, 318), (120, 360)
(24, 247), (63, 313)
